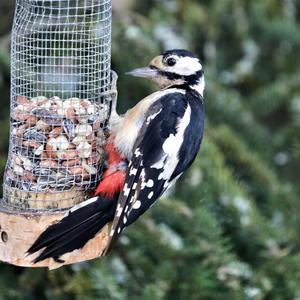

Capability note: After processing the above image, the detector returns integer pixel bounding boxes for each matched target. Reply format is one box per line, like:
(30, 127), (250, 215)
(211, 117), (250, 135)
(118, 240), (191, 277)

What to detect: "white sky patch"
(217, 261), (252, 281)
(233, 196), (252, 226)
(189, 168), (203, 186)
(158, 223), (184, 251)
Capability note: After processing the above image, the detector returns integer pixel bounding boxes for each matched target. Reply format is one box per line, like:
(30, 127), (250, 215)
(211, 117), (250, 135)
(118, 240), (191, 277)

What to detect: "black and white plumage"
(27, 49), (205, 262)
(106, 49), (205, 251)
(27, 196), (117, 263)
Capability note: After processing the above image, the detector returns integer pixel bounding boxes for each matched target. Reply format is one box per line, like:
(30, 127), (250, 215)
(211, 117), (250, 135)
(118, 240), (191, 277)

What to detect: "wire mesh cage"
(2, 0), (112, 212)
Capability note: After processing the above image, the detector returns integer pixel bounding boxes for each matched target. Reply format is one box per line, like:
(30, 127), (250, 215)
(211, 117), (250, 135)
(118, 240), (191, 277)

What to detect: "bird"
(27, 49), (205, 263)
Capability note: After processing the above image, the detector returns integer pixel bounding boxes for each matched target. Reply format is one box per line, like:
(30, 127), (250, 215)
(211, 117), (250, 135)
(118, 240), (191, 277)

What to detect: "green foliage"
(0, 0), (300, 299)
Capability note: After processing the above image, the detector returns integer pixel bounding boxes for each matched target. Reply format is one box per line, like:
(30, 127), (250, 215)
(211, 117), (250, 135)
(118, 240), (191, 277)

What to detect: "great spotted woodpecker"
(27, 49), (205, 263)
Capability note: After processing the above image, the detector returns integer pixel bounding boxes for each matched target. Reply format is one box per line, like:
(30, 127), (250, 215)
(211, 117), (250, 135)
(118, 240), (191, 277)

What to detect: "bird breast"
(111, 88), (185, 160)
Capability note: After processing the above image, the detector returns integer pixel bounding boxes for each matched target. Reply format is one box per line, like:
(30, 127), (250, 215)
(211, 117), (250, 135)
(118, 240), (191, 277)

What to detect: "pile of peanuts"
(5, 95), (108, 192)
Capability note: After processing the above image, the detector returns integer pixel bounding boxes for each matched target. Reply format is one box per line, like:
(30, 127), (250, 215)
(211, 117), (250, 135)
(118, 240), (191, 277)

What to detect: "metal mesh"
(2, 0), (112, 212)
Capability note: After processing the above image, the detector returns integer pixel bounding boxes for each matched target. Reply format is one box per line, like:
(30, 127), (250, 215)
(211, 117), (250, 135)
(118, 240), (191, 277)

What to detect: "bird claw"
(99, 70), (118, 100)
(106, 70), (119, 119)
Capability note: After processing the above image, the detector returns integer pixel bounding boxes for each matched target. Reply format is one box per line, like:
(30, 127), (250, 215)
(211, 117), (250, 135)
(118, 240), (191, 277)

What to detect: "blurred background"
(0, 0), (300, 299)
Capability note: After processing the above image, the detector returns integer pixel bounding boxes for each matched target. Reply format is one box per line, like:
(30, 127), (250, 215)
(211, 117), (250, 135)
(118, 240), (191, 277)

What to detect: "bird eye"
(166, 57), (176, 66)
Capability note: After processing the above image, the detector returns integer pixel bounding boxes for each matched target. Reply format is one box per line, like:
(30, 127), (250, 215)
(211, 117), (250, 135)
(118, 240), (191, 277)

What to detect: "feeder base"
(0, 207), (110, 270)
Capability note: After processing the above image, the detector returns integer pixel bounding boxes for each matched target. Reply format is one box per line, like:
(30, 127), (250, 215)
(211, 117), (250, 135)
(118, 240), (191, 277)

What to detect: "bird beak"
(126, 67), (159, 78)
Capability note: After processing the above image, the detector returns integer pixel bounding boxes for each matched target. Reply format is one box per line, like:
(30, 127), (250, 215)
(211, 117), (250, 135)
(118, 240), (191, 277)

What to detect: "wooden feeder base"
(0, 208), (110, 270)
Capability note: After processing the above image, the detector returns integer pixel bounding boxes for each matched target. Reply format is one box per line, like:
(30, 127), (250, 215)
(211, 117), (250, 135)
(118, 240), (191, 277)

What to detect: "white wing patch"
(148, 192), (154, 199)
(146, 179), (154, 187)
(162, 133), (177, 153)
(129, 168), (138, 176)
(141, 179), (155, 189)
(109, 91), (192, 244)
(151, 154), (167, 169)
(123, 183), (131, 197)
(156, 104), (191, 181)
(132, 200), (141, 209)
(134, 148), (142, 158)
(163, 174), (182, 191)
(116, 203), (123, 217)
(68, 196), (98, 215)
(146, 108), (162, 124)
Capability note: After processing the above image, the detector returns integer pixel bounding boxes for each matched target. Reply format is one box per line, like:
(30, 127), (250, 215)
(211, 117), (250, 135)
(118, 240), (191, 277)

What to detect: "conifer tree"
(0, 1), (299, 299)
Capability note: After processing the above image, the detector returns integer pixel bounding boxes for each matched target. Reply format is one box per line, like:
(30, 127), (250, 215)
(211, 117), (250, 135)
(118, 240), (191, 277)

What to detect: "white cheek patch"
(166, 56), (202, 76)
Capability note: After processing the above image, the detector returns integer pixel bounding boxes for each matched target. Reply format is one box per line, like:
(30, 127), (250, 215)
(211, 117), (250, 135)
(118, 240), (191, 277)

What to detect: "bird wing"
(105, 91), (204, 252)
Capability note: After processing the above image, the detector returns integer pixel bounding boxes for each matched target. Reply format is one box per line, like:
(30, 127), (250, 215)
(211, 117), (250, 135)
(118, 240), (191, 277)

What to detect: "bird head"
(126, 49), (204, 96)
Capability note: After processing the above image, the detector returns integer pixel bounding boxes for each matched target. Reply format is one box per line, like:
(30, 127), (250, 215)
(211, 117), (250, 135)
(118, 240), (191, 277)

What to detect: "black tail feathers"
(27, 196), (116, 263)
